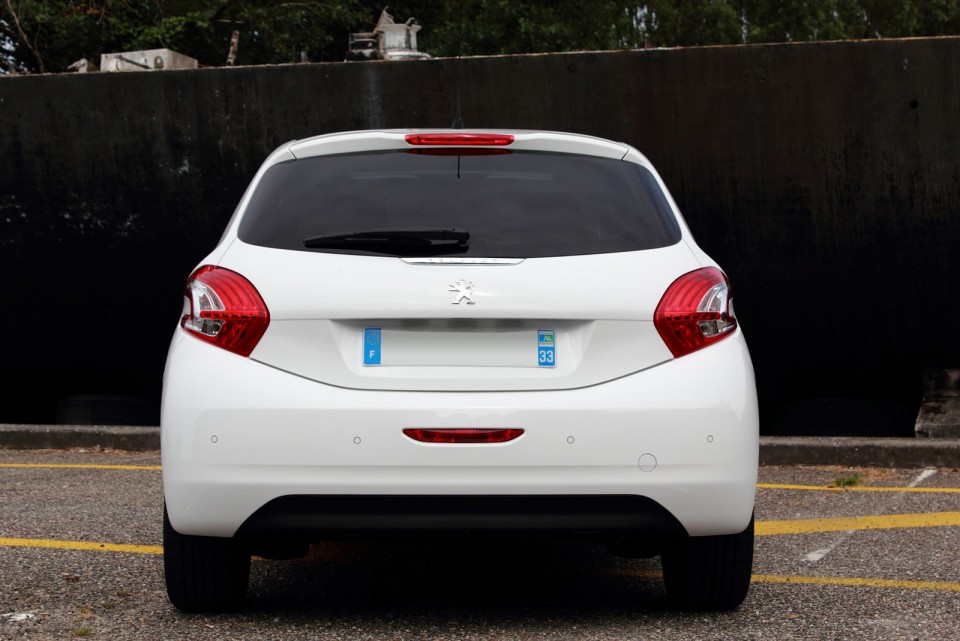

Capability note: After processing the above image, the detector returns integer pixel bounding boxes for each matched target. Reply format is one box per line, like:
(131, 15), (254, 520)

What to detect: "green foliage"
(645, 0), (743, 47)
(833, 471), (863, 487)
(3, 0), (960, 74)
(739, 0), (851, 42)
(416, 1), (642, 56)
(1, 0), (371, 73)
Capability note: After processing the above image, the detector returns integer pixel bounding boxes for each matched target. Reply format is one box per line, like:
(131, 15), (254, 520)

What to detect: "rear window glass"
(238, 150), (681, 258)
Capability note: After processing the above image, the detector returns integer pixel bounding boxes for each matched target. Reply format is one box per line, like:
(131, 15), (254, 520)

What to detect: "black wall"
(2, 38), (958, 432)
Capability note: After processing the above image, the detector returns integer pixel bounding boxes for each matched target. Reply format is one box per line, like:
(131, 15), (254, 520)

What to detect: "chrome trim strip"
(400, 257), (524, 265)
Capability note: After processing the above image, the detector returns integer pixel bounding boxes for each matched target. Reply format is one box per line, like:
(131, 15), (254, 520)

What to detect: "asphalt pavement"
(1, 449), (958, 640)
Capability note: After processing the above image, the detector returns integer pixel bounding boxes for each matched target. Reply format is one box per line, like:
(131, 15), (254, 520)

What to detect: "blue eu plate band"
(363, 328), (381, 366)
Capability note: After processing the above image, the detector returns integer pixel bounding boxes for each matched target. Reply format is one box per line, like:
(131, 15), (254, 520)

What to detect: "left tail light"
(654, 267), (738, 358)
(180, 266), (269, 357)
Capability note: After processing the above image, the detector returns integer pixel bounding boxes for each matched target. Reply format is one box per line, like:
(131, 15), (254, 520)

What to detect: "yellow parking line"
(0, 537), (162, 555)
(752, 573), (960, 592)
(758, 483), (960, 494)
(756, 512), (960, 536)
(0, 463), (161, 471)
(608, 568), (960, 592)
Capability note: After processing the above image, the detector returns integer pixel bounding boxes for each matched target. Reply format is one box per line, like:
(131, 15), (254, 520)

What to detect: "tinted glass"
(238, 150), (681, 258)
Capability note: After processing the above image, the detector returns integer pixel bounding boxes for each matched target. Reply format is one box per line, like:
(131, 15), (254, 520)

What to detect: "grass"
(833, 471), (863, 487)
(72, 628), (92, 638)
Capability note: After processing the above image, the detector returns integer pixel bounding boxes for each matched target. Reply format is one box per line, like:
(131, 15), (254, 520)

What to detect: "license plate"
(362, 327), (557, 368)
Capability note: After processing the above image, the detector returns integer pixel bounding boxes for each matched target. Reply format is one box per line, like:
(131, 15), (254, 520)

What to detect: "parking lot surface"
(1, 449), (958, 640)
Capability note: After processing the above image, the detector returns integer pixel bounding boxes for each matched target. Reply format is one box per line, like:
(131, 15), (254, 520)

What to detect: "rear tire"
(163, 505), (250, 612)
(661, 515), (754, 611)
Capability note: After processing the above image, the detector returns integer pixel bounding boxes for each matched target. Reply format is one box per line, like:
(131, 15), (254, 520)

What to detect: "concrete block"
(760, 436), (960, 468)
(0, 424), (160, 451)
(915, 369), (960, 439)
(100, 48), (198, 72)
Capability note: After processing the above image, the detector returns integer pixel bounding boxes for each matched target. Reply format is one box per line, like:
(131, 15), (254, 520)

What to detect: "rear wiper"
(303, 228), (469, 256)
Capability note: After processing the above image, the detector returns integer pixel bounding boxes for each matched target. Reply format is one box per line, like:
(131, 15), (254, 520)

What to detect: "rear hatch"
(222, 138), (701, 391)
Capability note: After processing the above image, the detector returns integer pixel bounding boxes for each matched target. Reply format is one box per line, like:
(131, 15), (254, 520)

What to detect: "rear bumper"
(235, 495), (686, 537)
(162, 330), (758, 538)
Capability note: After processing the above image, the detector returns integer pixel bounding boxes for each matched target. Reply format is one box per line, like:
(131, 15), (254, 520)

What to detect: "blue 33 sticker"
(537, 329), (556, 368)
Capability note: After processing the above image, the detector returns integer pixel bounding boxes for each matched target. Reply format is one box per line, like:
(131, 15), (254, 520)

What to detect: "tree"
(390, 1), (634, 57)
(0, 1), (372, 73)
(738, 0), (851, 42)
(642, 0), (743, 47)
(3, 1), (960, 74)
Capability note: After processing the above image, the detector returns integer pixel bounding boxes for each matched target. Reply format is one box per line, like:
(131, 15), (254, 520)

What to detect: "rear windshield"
(238, 150), (681, 258)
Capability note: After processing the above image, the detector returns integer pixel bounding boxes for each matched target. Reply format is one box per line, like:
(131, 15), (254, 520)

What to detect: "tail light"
(180, 266), (269, 357)
(403, 428), (524, 444)
(654, 267), (738, 358)
(404, 133), (515, 146)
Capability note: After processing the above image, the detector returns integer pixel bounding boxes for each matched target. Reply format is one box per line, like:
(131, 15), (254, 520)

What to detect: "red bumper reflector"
(403, 428), (524, 444)
(404, 133), (515, 146)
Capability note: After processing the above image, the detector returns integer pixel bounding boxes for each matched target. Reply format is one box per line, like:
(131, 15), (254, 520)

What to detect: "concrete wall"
(2, 38), (958, 431)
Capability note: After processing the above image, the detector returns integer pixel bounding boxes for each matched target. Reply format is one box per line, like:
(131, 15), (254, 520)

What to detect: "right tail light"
(654, 267), (738, 358)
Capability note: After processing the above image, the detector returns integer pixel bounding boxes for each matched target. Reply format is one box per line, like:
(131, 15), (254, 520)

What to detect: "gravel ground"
(1, 450), (958, 640)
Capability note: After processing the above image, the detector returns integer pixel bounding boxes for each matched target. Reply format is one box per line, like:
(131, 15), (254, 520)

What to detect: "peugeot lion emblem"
(449, 280), (476, 305)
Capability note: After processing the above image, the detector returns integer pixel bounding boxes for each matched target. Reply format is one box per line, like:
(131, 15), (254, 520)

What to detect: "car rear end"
(161, 130), (758, 612)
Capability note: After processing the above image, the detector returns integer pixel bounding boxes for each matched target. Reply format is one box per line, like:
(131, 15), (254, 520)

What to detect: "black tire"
(163, 505), (251, 612)
(661, 515), (754, 611)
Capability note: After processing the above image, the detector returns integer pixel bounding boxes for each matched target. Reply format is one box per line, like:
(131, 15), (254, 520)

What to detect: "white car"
(161, 129), (758, 612)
